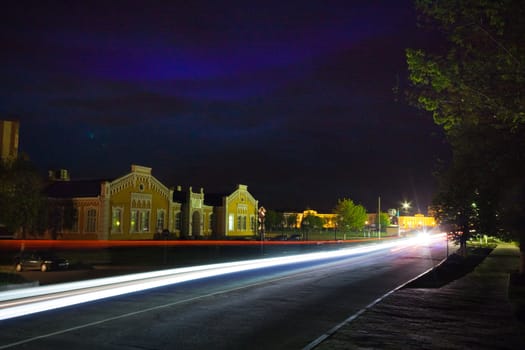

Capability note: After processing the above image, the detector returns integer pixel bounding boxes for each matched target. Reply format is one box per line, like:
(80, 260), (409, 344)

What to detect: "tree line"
(264, 198), (390, 234)
(405, 0), (524, 271)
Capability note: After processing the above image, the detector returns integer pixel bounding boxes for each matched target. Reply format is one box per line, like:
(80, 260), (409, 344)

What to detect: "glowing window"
(140, 211), (150, 232)
(228, 214), (234, 231)
(112, 208), (122, 233)
(130, 210), (138, 233)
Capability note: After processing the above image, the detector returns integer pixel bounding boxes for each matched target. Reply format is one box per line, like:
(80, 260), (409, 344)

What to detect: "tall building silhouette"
(0, 120), (19, 161)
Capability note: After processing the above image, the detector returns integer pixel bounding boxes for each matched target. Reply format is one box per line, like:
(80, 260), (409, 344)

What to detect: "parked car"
(288, 234), (302, 241)
(14, 251), (69, 272)
(268, 234), (288, 241)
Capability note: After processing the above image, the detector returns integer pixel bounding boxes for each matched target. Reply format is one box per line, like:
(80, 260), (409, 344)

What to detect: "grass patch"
(404, 245), (494, 288)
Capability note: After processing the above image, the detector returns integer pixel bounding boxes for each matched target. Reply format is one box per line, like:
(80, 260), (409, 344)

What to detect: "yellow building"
(398, 213), (436, 231)
(0, 120), (19, 161)
(283, 209), (436, 232)
(105, 165), (176, 239)
(205, 184), (258, 238)
(46, 165), (175, 239)
(45, 165), (258, 240)
(287, 210), (337, 229)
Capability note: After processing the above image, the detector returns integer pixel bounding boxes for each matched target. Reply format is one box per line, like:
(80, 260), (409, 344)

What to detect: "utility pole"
(378, 196), (381, 239)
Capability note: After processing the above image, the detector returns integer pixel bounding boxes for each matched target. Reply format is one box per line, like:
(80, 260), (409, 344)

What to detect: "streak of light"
(0, 237), (380, 251)
(0, 234), (444, 321)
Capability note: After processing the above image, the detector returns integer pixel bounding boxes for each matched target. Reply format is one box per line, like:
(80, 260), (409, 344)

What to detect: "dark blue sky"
(1, 0), (449, 213)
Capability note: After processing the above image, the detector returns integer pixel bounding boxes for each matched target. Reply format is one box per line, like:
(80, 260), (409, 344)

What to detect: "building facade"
(282, 209), (437, 232)
(205, 184), (258, 238)
(44, 165), (258, 240)
(398, 213), (436, 231)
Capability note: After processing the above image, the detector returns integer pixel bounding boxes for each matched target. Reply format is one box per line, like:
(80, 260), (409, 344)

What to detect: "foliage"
(0, 157), (45, 237)
(265, 209), (284, 231)
(406, 0), (525, 256)
(333, 198), (367, 232)
(285, 213), (298, 228)
(301, 214), (325, 230)
(378, 212), (390, 231)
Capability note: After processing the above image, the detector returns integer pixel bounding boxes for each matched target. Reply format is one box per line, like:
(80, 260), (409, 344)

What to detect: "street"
(0, 237), (447, 349)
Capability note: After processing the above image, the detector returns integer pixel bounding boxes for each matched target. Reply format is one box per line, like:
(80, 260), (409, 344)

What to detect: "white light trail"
(0, 235), (444, 321)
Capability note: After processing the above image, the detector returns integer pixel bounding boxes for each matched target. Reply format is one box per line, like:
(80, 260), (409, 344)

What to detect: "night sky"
(1, 0), (449, 213)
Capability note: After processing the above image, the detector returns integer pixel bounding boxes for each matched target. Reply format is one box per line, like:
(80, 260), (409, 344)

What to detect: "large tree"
(406, 0), (525, 270)
(334, 198), (368, 232)
(0, 157), (45, 238)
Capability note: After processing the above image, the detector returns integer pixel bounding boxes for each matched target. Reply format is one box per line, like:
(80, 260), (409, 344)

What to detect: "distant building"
(398, 213), (436, 231)
(283, 210), (337, 229)
(0, 120), (20, 161)
(282, 209), (437, 232)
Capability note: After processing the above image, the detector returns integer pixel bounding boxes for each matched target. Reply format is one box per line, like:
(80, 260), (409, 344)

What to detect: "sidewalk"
(312, 243), (525, 349)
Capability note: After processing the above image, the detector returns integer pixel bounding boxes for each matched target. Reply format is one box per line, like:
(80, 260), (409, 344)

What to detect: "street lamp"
(401, 201), (411, 215)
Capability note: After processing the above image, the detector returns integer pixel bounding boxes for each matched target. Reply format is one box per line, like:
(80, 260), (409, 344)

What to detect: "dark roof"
(45, 180), (107, 198)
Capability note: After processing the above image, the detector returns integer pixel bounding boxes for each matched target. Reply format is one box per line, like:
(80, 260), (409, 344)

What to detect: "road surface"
(0, 237), (446, 349)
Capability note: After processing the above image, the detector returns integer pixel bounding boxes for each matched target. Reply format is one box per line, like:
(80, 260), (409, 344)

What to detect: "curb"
(302, 255), (448, 350)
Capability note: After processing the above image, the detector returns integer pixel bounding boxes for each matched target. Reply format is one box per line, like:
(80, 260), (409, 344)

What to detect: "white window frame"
(228, 214), (234, 232)
(112, 207), (123, 233)
(86, 208), (97, 233)
(156, 209), (166, 231)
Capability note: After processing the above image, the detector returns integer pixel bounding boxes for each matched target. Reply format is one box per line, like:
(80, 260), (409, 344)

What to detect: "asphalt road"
(0, 239), (447, 350)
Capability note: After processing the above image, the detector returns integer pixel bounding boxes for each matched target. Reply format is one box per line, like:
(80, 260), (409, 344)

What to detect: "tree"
(301, 214), (325, 231)
(265, 209), (284, 232)
(406, 0), (525, 272)
(378, 212), (390, 233)
(333, 198), (367, 232)
(0, 157), (45, 238)
(286, 213), (298, 229)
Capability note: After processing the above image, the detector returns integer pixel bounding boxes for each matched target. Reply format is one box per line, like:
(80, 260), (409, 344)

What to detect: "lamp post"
(397, 208), (401, 237)
(378, 196), (381, 239)
(401, 200), (411, 215)
(399, 201), (411, 235)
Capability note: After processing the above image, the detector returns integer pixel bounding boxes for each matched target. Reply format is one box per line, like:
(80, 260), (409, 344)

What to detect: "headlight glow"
(0, 235), (443, 321)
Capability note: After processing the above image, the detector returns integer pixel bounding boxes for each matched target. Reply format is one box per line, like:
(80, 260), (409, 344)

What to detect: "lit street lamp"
(401, 201), (411, 215)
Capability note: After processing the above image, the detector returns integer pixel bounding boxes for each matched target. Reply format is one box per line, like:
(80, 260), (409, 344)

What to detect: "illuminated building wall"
(106, 165), (174, 240)
(398, 213), (436, 231)
(0, 120), (19, 161)
(283, 210), (436, 231)
(45, 180), (107, 239)
(173, 186), (214, 239)
(45, 165), (258, 240)
(206, 184), (258, 238)
(283, 210), (336, 229)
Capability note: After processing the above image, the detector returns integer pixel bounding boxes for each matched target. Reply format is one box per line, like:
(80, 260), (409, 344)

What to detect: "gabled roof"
(45, 179), (109, 198)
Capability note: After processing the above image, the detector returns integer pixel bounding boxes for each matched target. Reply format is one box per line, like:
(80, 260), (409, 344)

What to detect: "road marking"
(301, 257), (447, 350)
(0, 263), (333, 349)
